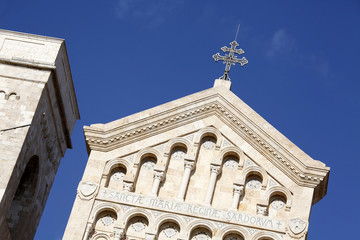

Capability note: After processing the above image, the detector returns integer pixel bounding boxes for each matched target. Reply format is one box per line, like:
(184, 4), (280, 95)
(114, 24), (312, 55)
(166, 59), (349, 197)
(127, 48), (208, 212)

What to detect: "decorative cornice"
(84, 99), (329, 194)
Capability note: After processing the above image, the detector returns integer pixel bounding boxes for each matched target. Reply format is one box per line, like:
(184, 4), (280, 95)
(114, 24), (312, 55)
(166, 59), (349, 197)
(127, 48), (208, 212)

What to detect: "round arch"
(92, 233), (111, 240)
(265, 186), (293, 211)
(184, 219), (216, 239)
(217, 225), (250, 240)
(217, 146), (245, 168)
(163, 137), (192, 157)
(121, 208), (154, 230)
(153, 213), (185, 233)
(134, 147), (162, 166)
(252, 231), (281, 240)
(103, 158), (131, 176)
(240, 166), (269, 190)
(193, 126), (223, 150)
(89, 202), (121, 223)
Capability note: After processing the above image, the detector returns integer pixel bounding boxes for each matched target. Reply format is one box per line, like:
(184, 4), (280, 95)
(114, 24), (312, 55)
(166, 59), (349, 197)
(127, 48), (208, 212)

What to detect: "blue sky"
(1, 0), (359, 239)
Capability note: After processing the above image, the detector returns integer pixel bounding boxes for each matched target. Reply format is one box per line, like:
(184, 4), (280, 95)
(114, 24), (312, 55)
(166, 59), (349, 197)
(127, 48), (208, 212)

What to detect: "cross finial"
(212, 25), (248, 81)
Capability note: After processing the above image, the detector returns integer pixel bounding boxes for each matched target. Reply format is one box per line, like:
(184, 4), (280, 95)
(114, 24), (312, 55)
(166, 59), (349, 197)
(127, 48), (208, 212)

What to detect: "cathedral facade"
(64, 79), (329, 240)
(0, 30), (79, 240)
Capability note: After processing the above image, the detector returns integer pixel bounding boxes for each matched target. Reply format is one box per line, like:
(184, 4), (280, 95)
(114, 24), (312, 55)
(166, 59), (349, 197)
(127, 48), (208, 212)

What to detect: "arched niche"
(89, 203), (120, 223)
(212, 152), (242, 209)
(189, 226), (213, 240)
(121, 208), (154, 229)
(93, 210), (118, 235)
(91, 233), (111, 240)
(7, 155), (39, 236)
(241, 166), (269, 190)
(125, 214), (150, 239)
(157, 221), (181, 240)
(158, 141), (189, 198)
(185, 220), (216, 239)
(217, 226), (249, 240)
(153, 213), (184, 234)
(103, 159), (128, 190)
(252, 231), (281, 240)
(7, 92), (19, 100)
(217, 146), (245, 169)
(163, 137), (192, 158)
(134, 147), (162, 166)
(103, 158), (131, 177)
(193, 126), (223, 150)
(134, 154), (158, 195)
(223, 232), (245, 240)
(265, 186), (293, 212)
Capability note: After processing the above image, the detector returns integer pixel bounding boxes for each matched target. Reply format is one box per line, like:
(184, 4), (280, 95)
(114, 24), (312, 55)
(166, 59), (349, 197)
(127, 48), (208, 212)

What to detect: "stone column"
(204, 164), (221, 205)
(82, 222), (92, 240)
(231, 184), (244, 209)
(177, 160), (194, 200)
(151, 170), (164, 196)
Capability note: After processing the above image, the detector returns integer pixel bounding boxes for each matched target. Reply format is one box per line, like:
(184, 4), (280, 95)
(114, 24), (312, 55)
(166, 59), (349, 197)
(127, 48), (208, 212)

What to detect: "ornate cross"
(212, 40), (248, 81)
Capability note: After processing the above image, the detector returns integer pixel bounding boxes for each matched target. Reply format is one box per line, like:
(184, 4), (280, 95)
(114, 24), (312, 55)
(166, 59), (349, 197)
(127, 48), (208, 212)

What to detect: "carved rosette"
(286, 218), (308, 239)
(77, 181), (98, 200)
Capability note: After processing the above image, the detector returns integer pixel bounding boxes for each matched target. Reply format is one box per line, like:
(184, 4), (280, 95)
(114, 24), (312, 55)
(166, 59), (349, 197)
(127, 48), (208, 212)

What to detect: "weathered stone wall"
(0, 30), (79, 240)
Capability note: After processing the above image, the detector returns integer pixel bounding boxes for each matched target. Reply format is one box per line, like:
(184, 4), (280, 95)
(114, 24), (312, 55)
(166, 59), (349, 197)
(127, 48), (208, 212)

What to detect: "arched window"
(92, 210), (117, 237)
(223, 232), (244, 240)
(158, 146), (187, 198)
(107, 166), (126, 190)
(268, 192), (287, 217)
(7, 155), (39, 237)
(126, 215), (149, 239)
(135, 156), (157, 195)
(157, 221), (180, 240)
(186, 135), (217, 203)
(245, 174), (263, 190)
(190, 227), (212, 240)
(212, 154), (239, 209)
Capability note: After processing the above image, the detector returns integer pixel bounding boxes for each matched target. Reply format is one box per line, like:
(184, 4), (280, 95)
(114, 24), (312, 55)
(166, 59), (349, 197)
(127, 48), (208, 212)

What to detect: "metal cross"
(212, 40), (248, 81)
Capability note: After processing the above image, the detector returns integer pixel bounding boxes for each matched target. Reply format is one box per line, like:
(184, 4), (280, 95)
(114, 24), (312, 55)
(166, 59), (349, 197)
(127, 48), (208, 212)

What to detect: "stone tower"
(0, 30), (79, 240)
(64, 78), (329, 240)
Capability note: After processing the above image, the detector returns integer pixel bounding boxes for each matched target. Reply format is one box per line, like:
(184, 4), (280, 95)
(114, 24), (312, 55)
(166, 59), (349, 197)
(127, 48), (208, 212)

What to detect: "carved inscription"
(98, 189), (286, 232)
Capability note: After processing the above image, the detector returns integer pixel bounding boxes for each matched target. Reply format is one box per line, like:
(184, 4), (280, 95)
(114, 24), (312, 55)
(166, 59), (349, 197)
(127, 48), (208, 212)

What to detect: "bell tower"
(0, 30), (79, 240)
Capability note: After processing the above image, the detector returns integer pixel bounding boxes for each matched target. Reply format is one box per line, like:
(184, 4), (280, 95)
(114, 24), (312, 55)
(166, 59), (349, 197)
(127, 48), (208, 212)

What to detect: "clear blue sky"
(1, 0), (359, 239)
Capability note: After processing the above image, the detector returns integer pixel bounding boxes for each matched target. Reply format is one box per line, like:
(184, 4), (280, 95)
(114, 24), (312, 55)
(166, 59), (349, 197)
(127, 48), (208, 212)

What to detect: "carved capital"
(123, 181), (134, 192)
(184, 160), (194, 170)
(233, 184), (244, 195)
(210, 164), (221, 175)
(154, 171), (164, 181)
(256, 204), (268, 216)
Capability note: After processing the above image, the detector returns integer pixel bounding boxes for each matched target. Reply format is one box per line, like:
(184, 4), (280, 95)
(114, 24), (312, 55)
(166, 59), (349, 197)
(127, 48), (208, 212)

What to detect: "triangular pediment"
(84, 80), (329, 203)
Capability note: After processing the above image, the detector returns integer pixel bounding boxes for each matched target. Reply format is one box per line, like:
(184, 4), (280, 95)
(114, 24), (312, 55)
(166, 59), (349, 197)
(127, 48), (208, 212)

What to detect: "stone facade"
(0, 30), (79, 240)
(64, 79), (329, 240)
